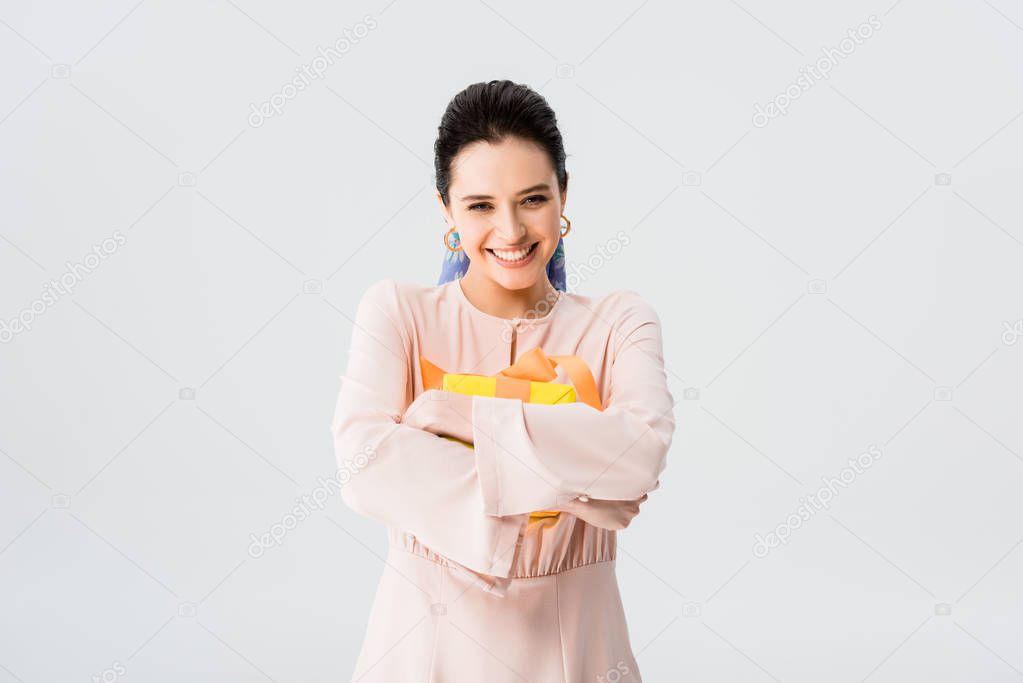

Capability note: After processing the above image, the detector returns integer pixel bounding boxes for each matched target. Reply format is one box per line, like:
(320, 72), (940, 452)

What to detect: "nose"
(492, 205), (528, 243)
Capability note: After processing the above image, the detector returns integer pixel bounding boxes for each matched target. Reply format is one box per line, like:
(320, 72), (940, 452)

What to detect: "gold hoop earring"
(560, 214), (572, 238)
(444, 226), (462, 252)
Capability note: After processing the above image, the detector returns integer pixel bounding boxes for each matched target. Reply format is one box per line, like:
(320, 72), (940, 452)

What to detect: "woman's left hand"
(400, 389), (475, 444)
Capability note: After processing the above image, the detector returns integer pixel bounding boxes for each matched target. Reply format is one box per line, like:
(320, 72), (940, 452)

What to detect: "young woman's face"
(438, 136), (566, 292)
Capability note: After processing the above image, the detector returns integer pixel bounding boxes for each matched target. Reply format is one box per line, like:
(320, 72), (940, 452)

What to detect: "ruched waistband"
(389, 514), (616, 580)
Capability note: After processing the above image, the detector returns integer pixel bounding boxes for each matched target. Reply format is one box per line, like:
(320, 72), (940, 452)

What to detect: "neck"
(458, 271), (559, 320)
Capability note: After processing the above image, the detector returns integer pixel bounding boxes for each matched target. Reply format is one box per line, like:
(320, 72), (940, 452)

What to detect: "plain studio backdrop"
(2, 1), (1022, 681)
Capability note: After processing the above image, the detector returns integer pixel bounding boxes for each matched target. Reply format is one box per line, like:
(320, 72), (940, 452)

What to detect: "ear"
(560, 172), (569, 210)
(435, 191), (453, 225)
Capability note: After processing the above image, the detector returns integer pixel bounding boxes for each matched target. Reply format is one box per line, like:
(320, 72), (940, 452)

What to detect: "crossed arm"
(331, 279), (676, 579)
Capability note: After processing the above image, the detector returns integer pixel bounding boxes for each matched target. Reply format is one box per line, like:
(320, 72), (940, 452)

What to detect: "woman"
(331, 80), (675, 682)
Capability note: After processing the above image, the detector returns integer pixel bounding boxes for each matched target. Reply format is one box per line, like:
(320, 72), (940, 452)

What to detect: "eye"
(467, 202), (491, 212)
(523, 195), (548, 205)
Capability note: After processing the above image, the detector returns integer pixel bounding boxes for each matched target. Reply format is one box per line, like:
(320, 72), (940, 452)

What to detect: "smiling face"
(437, 136), (567, 292)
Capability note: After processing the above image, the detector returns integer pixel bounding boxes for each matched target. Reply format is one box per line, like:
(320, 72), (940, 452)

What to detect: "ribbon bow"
(419, 346), (603, 411)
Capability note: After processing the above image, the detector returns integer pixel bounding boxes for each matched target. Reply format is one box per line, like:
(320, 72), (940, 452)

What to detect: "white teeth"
(491, 244), (533, 261)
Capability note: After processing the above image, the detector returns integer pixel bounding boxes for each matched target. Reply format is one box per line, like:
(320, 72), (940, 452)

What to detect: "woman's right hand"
(554, 493), (648, 530)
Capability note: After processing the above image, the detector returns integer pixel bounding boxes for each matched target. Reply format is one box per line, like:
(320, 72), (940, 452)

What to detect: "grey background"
(2, 0), (1022, 681)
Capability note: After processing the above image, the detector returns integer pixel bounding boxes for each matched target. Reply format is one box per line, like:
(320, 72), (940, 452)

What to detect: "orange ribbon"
(419, 346), (603, 411)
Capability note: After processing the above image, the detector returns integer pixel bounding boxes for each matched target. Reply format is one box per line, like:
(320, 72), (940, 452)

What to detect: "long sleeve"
(331, 278), (527, 580)
(471, 292), (675, 517)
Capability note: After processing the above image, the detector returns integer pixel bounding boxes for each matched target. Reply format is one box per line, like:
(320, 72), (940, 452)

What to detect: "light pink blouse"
(331, 277), (675, 595)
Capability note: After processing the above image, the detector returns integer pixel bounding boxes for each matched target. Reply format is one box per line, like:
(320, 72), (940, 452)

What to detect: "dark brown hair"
(434, 80), (568, 206)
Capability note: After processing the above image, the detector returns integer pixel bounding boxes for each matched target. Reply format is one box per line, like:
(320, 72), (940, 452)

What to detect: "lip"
(486, 241), (539, 268)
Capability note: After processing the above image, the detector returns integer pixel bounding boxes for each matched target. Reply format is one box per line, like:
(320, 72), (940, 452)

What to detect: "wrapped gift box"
(421, 347), (605, 521)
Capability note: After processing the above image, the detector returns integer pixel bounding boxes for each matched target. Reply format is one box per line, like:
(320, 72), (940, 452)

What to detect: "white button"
(578, 495), (589, 502)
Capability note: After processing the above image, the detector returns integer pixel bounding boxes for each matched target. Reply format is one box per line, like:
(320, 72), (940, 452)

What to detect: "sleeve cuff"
(487, 512), (527, 582)
(472, 394), (570, 517)
(447, 510), (525, 597)
(472, 394), (506, 516)
(473, 394), (543, 516)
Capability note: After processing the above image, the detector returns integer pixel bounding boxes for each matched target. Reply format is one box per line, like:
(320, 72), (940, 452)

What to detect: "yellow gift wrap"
(443, 373), (576, 405)
(420, 347), (604, 520)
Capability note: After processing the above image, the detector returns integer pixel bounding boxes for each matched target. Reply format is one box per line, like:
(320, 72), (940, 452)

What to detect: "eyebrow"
(459, 183), (552, 201)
